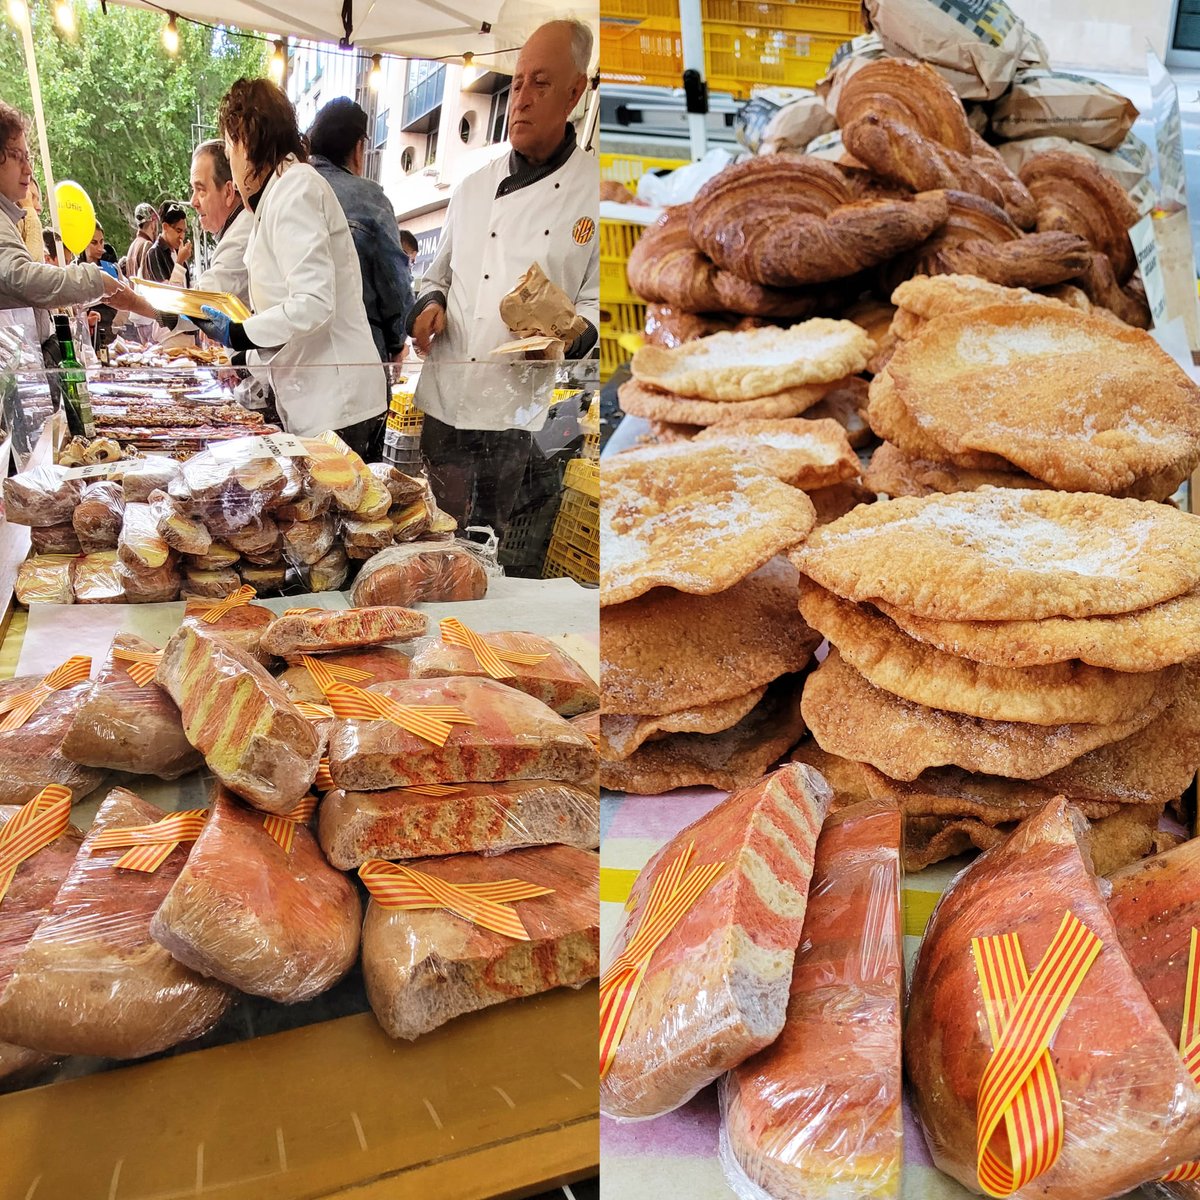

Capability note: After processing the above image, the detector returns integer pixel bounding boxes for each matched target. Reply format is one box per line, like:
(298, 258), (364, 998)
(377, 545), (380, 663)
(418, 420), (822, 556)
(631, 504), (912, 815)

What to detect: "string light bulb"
(53, 0), (74, 34)
(6, 0), (28, 29)
(462, 51), (474, 67)
(269, 39), (286, 84)
(162, 12), (179, 56)
(368, 53), (382, 91)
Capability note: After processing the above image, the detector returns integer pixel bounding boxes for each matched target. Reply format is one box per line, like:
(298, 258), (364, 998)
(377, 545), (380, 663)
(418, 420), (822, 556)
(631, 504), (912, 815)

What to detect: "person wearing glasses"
(0, 100), (154, 362)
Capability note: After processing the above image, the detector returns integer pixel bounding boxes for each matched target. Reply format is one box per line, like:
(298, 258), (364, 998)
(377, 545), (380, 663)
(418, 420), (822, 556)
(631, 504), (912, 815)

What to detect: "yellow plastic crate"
(553, 488), (600, 561)
(702, 0), (863, 34)
(705, 26), (845, 91)
(600, 18), (684, 89)
(564, 457), (599, 500)
(386, 386), (423, 435)
(600, 331), (625, 381)
(603, 0), (679, 18)
(600, 300), (647, 337)
(599, 152), (690, 192)
(601, 258), (643, 306)
(542, 531), (598, 586)
(600, 219), (643, 261)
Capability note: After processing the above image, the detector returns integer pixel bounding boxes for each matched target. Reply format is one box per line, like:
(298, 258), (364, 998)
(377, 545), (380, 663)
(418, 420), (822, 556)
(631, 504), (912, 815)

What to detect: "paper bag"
(499, 263), (588, 350)
(990, 70), (1138, 150)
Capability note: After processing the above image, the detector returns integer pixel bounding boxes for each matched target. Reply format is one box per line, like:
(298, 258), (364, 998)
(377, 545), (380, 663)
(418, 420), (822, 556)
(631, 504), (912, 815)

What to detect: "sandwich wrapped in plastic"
(16, 555), (74, 606)
(150, 788), (361, 1003)
(327, 676), (597, 791)
(720, 800), (904, 1200)
(0, 799), (83, 1084)
(0, 787), (232, 1059)
(72, 480), (125, 552)
(361, 843), (600, 1039)
(350, 540), (491, 607)
(410, 627), (599, 717)
(61, 632), (203, 779)
(906, 797), (1200, 1198)
(72, 551), (123, 604)
(30, 522), (81, 556)
(3, 467), (82, 527)
(601, 764), (830, 1121)
(318, 778), (600, 869)
(156, 624), (321, 813)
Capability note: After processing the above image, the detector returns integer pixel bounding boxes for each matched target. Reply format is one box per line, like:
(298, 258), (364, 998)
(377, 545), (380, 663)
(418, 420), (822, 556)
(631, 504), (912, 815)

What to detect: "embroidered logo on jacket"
(572, 217), (595, 246)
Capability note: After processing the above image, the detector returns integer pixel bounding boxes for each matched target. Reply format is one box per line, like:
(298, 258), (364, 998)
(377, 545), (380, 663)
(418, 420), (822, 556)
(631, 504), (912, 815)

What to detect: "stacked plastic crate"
(543, 399), (600, 586)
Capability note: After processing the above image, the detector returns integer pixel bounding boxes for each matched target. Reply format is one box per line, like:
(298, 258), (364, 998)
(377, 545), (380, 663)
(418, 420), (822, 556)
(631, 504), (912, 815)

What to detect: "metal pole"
(678, 0), (707, 159)
(18, 10), (62, 263)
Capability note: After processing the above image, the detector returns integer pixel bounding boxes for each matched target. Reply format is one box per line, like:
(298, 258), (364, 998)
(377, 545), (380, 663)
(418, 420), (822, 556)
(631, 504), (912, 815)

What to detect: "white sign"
(1129, 214), (1168, 327)
(209, 432), (309, 462)
(57, 460), (130, 480)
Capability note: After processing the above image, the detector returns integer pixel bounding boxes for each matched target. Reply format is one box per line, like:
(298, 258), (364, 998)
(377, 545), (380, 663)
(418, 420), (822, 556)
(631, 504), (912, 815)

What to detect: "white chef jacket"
(241, 157), (385, 437)
(414, 138), (599, 429)
(199, 206), (252, 305)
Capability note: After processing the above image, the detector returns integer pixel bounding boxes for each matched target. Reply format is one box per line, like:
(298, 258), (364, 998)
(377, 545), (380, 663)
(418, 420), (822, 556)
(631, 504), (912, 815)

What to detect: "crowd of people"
(0, 16), (599, 536)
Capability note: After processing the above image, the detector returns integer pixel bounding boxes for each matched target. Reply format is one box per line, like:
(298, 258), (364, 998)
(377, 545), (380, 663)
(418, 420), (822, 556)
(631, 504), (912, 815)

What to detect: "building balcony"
(401, 64), (446, 133)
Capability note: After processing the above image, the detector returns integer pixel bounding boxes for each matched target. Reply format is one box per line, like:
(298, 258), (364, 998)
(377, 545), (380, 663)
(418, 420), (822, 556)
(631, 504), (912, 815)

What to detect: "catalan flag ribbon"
(262, 795), (319, 855)
(599, 842), (726, 1079)
(0, 656), (92, 733)
(439, 618), (548, 681)
(403, 784), (463, 797)
(301, 654), (374, 695)
(358, 859), (553, 941)
(111, 645), (164, 687)
(0, 785), (72, 905)
(1163, 928), (1200, 1182)
(186, 584), (256, 624)
(295, 701), (335, 722)
(971, 911), (1102, 1198)
(284, 608), (325, 616)
(323, 681), (473, 747)
(315, 758), (335, 792)
(89, 808), (208, 872)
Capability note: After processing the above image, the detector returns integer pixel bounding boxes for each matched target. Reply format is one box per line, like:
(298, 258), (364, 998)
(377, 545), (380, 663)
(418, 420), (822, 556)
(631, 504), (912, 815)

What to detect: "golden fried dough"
(803, 376), (872, 447)
(601, 558), (821, 716)
(890, 273), (1066, 323)
(887, 304), (1200, 493)
(631, 320), (873, 401)
(602, 446), (816, 606)
(618, 378), (833, 426)
(874, 586), (1200, 672)
(798, 579), (1174, 725)
(599, 685), (768, 761)
(691, 417), (860, 489)
(808, 481), (874, 525)
(801, 650), (1175, 780)
(600, 680), (807, 794)
(863, 440), (1048, 497)
(793, 488), (1200, 620)
(788, 739), (875, 806)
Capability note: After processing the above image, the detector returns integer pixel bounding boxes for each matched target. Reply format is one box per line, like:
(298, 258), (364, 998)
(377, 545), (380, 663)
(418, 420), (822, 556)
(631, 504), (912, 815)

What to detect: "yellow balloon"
(55, 180), (96, 255)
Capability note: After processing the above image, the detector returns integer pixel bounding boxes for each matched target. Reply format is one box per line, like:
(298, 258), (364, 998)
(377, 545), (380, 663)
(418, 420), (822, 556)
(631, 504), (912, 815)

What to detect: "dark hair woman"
(197, 78), (385, 452)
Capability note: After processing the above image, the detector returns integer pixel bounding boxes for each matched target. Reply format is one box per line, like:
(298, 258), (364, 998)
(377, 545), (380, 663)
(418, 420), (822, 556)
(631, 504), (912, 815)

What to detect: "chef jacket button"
(470, 357), (476, 362)
(490, 232), (496, 237)
(484, 273), (489, 279)
(544, 229), (550, 235)
(555, 183), (560, 189)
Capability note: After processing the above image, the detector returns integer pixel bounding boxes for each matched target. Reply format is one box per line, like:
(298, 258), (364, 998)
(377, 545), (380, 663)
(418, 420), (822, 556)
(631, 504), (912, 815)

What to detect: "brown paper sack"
(499, 263), (588, 360)
(990, 70), (1138, 150)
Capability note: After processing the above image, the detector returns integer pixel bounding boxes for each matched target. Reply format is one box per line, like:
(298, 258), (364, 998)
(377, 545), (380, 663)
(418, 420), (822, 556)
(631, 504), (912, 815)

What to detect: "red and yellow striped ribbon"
(599, 842), (726, 1079)
(971, 911), (1102, 1198)
(111, 645), (164, 687)
(439, 618), (548, 680)
(295, 700), (335, 722)
(301, 654), (374, 695)
(262, 795), (319, 855)
(358, 858), (553, 941)
(89, 808), (208, 872)
(315, 757), (335, 792)
(1163, 928), (1200, 1182)
(403, 784), (463, 797)
(323, 681), (474, 747)
(185, 584), (257, 624)
(0, 785), (72, 905)
(0, 656), (92, 733)
(284, 607), (325, 616)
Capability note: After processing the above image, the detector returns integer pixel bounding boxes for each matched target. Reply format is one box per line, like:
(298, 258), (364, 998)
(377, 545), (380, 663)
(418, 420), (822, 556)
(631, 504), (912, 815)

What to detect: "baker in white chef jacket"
(408, 18), (599, 539)
(195, 77), (386, 457)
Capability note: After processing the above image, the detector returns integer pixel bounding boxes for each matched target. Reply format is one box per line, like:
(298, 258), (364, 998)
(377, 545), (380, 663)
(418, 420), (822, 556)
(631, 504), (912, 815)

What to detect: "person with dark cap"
(307, 97), (412, 364)
(124, 202), (157, 278)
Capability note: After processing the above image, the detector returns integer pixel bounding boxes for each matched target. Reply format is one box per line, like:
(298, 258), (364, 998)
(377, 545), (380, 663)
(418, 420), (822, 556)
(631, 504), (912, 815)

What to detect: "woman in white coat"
(196, 78), (385, 455)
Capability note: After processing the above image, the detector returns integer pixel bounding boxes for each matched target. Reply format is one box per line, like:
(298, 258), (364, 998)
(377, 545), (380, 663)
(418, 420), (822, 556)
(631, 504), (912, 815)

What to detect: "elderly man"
(407, 17), (598, 540)
(189, 138), (251, 304)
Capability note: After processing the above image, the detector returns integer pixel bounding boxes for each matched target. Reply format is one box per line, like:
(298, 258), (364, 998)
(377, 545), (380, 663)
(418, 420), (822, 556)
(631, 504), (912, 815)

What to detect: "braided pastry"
(1074, 252), (1151, 328)
(627, 210), (830, 318)
(883, 191), (1090, 292)
(1018, 150), (1140, 283)
(687, 155), (949, 288)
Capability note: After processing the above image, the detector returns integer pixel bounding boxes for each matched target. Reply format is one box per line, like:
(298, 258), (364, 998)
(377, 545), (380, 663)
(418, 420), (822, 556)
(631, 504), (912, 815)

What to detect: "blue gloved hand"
(195, 304), (233, 347)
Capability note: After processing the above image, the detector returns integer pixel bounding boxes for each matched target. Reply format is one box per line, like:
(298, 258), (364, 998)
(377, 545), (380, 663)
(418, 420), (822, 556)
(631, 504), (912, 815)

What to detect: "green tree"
(0, 4), (266, 255)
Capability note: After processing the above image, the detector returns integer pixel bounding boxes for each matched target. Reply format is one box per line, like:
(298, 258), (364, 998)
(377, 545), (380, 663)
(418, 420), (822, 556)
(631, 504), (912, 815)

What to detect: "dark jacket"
(310, 154), (413, 360)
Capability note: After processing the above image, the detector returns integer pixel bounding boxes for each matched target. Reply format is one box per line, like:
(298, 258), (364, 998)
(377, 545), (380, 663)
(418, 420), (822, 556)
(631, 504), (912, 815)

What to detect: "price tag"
(209, 432), (309, 462)
(57, 461), (129, 480)
(1129, 214), (1168, 328)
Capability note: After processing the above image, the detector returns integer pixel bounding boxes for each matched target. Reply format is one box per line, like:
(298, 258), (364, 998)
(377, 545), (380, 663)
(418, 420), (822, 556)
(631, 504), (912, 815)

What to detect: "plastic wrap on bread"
(350, 540), (491, 607)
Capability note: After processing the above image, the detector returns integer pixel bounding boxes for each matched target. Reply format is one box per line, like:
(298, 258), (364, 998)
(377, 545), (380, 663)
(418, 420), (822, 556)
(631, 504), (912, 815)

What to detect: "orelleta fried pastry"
(617, 377), (840, 427)
(600, 686), (769, 761)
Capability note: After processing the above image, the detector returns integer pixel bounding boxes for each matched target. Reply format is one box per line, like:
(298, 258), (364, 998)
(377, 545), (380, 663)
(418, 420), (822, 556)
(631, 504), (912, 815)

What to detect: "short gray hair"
(194, 138), (233, 189)
(566, 19), (593, 74)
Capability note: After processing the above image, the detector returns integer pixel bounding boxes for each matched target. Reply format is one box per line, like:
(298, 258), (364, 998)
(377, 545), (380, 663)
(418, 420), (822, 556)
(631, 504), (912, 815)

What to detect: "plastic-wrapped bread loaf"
(3, 468), (83, 527)
(601, 764), (831, 1120)
(61, 633), (203, 779)
(352, 475), (393, 521)
(182, 568), (242, 599)
(349, 541), (489, 607)
(275, 647), (412, 704)
(156, 625), (321, 813)
(259, 606), (427, 658)
(16, 556), (74, 605)
(720, 800), (904, 1200)
(361, 843), (600, 1039)
(279, 514), (336, 565)
(308, 545), (349, 592)
(151, 788), (361, 1003)
(115, 558), (181, 603)
(225, 516), (281, 557)
(72, 480), (125, 552)
(118, 502), (173, 570)
(181, 601), (275, 665)
(369, 462), (428, 508)
(148, 488), (211, 556)
(327, 676), (597, 790)
(72, 551), (123, 604)
(318, 779), (600, 868)
(121, 456), (183, 503)
(410, 630), (599, 716)
(0, 787), (232, 1059)
(0, 802), (83, 1083)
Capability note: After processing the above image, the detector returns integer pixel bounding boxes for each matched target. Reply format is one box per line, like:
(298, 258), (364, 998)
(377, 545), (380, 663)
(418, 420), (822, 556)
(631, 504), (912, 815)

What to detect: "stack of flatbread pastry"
(600, 443), (824, 794)
(791, 487), (1200, 872)
(620, 320), (875, 452)
(862, 275), (1200, 501)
